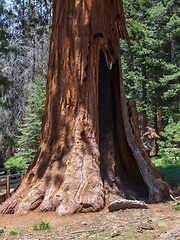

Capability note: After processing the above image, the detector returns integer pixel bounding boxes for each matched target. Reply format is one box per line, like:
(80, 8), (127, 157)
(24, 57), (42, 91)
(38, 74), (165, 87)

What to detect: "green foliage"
(0, 0), (13, 53)
(33, 222), (50, 231)
(8, 77), (46, 166)
(9, 230), (18, 235)
(33, 224), (38, 231)
(172, 204), (180, 211)
(122, 0), (180, 131)
(0, 0), (51, 165)
(153, 118), (180, 188)
(157, 119), (180, 164)
(5, 156), (26, 169)
(12, 0), (52, 37)
(88, 229), (98, 234)
(152, 158), (180, 188)
(39, 222), (50, 230)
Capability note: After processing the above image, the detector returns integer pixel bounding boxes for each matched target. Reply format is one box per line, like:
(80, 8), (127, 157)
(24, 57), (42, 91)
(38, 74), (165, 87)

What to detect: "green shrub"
(33, 221), (50, 231)
(6, 77), (46, 169)
(172, 204), (180, 211)
(5, 156), (26, 169)
(39, 221), (50, 230)
(157, 119), (180, 164)
(33, 224), (38, 231)
(9, 230), (18, 235)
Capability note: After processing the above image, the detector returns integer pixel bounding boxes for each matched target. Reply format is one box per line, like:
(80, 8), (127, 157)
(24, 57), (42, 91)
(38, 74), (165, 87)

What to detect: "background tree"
(121, 0), (180, 135)
(0, 0), (14, 166)
(5, 77), (46, 168)
(0, 31), (49, 162)
(157, 119), (180, 164)
(0, 0), (52, 166)
(0, 0), (171, 217)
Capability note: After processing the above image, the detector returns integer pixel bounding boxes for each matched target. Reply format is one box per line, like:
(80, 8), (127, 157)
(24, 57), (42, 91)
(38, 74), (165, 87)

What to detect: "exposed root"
(56, 200), (80, 216)
(39, 200), (53, 212)
(0, 196), (17, 214)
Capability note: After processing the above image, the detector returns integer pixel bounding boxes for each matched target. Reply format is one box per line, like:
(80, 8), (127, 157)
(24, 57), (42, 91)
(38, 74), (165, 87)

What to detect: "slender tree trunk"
(142, 67), (147, 134)
(0, 0), (172, 216)
(156, 79), (163, 134)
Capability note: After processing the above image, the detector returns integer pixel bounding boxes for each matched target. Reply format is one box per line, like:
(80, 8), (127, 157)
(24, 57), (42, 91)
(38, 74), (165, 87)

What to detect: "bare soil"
(0, 201), (180, 240)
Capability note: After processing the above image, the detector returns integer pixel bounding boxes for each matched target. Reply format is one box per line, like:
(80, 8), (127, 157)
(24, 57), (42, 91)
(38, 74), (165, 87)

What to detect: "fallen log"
(108, 199), (148, 212)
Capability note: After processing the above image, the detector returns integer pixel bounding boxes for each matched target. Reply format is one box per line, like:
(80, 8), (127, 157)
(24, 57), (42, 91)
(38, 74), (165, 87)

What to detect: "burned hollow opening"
(98, 50), (149, 201)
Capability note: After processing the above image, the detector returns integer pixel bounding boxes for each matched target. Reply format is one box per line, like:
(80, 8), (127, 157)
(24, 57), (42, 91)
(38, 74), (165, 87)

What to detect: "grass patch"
(39, 221), (50, 230)
(0, 226), (6, 236)
(33, 221), (50, 231)
(88, 229), (98, 234)
(172, 204), (180, 211)
(151, 158), (180, 188)
(9, 230), (18, 235)
(33, 224), (38, 231)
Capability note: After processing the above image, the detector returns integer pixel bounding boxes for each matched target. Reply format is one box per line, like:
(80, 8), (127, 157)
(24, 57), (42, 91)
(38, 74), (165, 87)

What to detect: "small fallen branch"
(170, 194), (180, 206)
(71, 229), (102, 235)
(71, 230), (88, 234)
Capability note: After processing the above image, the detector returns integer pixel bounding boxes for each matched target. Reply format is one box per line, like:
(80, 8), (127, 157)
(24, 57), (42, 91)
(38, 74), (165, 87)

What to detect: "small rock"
(111, 229), (121, 238)
(147, 219), (152, 223)
(82, 222), (87, 225)
(0, 228), (4, 233)
(138, 223), (154, 231)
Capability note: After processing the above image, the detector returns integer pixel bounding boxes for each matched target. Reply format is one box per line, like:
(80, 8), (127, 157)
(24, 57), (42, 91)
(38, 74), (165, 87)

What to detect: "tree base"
(0, 0), (175, 216)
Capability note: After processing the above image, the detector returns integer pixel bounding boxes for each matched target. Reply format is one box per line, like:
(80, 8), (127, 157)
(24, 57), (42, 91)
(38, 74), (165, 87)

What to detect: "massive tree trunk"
(0, 0), (171, 216)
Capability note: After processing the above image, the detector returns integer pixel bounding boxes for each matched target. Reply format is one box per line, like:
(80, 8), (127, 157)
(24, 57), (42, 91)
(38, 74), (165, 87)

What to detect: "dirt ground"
(0, 201), (180, 240)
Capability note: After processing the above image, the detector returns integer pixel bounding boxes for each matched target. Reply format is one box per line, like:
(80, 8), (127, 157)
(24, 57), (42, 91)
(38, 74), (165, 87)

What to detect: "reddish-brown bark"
(0, 0), (173, 216)
(143, 126), (160, 156)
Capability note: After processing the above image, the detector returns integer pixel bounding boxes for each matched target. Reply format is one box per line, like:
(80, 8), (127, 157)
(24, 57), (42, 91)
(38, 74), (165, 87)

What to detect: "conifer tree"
(5, 77), (46, 168)
(122, 0), (180, 134)
(157, 118), (180, 164)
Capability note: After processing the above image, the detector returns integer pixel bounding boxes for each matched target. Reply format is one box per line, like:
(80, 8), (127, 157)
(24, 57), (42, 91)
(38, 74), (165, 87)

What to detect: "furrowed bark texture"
(0, 0), (171, 216)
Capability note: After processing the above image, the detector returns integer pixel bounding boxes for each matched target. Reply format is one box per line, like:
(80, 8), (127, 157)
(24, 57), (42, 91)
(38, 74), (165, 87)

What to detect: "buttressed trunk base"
(0, 0), (173, 216)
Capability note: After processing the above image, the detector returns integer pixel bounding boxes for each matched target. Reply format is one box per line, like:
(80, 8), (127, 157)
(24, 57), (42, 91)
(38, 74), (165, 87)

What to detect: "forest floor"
(0, 200), (180, 240)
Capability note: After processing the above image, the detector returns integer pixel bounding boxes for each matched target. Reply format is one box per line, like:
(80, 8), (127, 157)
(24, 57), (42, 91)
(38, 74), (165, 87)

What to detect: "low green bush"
(33, 222), (50, 231)
(9, 230), (18, 235)
(5, 156), (26, 169)
(157, 119), (180, 164)
(172, 204), (180, 211)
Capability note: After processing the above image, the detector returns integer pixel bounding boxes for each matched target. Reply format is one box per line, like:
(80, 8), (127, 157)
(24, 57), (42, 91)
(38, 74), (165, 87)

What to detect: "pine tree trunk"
(142, 67), (147, 134)
(0, 0), (172, 216)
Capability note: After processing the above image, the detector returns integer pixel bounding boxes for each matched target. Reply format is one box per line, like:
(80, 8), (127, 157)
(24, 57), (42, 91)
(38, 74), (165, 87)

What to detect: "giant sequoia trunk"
(0, 0), (171, 216)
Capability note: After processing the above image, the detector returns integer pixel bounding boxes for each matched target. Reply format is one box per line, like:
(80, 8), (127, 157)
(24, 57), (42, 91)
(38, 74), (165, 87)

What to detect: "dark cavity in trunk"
(98, 50), (149, 201)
